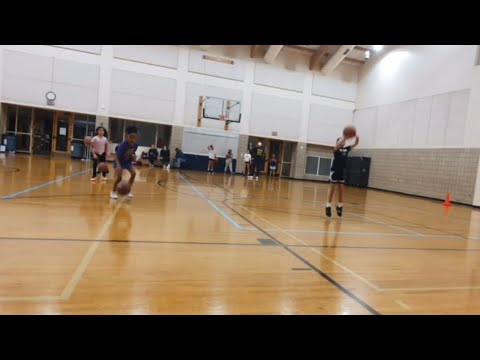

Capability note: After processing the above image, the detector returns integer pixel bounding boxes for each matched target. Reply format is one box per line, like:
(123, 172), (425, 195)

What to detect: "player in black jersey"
(326, 134), (359, 217)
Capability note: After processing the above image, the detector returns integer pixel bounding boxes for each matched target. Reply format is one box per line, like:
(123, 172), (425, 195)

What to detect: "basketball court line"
(2, 235), (480, 252)
(178, 173), (242, 229)
(236, 205), (381, 291)
(233, 203), (480, 294)
(349, 212), (424, 236)
(395, 299), (412, 310)
(221, 201), (381, 315)
(0, 169), (88, 200)
(263, 229), (461, 239)
(0, 198), (126, 302)
(60, 198), (127, 300)
(380, 286), (480, 292)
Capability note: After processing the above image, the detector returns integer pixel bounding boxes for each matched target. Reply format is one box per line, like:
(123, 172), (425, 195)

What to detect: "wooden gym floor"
(1, 154), (480, 315)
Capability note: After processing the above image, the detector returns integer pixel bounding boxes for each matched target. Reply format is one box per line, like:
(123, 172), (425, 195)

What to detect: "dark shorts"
(329, 167), (345, 183)
(113, 162), (133, 170)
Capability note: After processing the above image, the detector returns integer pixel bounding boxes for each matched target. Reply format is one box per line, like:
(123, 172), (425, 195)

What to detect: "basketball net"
(219, 114), (230, 124)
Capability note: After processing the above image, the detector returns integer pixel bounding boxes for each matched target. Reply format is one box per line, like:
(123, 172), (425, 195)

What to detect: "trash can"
(71, 141), (84, 159)
(2, 134), (16, 153)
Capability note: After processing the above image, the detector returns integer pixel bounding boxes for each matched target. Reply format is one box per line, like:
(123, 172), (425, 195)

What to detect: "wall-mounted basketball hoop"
(197, 96), (241, 131)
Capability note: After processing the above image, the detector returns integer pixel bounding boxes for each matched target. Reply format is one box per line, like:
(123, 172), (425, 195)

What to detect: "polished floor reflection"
(1, 154), (480, 314)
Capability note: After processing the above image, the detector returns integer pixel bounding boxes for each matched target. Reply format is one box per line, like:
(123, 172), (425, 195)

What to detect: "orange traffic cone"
(443, 193), (452, 206)
(444, 204), (451, 217)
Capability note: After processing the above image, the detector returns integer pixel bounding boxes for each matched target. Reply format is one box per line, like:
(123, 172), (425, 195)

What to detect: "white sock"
(338, 203), (343, 208)
(327, 202), (331, 208)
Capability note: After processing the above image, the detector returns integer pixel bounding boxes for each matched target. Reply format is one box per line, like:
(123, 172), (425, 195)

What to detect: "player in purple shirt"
(110, 126), (138, 199)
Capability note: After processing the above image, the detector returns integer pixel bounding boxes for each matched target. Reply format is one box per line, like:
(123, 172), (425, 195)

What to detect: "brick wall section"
(235, 134), (249, 174)
(169, 125), (184, 152)
(351, 148), (480, 205)
(293, 142), (307, 179)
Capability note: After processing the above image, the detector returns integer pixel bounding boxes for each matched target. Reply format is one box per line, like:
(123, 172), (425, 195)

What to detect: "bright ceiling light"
(373, 45), (384, 52)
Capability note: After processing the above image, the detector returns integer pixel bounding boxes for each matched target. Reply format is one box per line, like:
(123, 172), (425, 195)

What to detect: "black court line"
(222, 201), (381, 315)
(0, 236), (267, 247)
(286, 244), (480, 252)
(2, 235), (479, 253)
(291, 268), (312, 271)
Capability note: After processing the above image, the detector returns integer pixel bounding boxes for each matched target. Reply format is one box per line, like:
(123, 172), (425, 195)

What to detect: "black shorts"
(329, 167), (345, 183)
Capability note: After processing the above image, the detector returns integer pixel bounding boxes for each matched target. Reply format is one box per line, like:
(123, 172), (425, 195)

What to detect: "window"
(109, 118), (172, 148)
(305, 156), (332, 177)
(73, 113), (96, 140)
(109, 118), (125, 143)
(6, 106), (16, 132)
(4, 105), (33, 153)
(318, 158), (332, 176)
(17, 107), (32, 133)
(125, 120), (156, 147)
(15, 134), (31, 152)
(305, 156), (319, 175)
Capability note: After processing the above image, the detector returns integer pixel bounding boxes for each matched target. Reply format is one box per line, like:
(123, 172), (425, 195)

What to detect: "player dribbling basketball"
(110, 126), (138, 199)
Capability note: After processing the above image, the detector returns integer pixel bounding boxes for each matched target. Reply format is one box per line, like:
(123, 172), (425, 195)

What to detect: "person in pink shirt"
(90, 126), (110, 181)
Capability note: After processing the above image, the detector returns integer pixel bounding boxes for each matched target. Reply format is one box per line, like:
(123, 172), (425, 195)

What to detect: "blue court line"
(178, 174), (243, 229)
(0, 169), (88, 200)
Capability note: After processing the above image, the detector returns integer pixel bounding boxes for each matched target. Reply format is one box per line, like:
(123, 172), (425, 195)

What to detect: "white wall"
(254, 62), (305, 92)
(110, 69), (176, 123)
(113, 45), (179, 69)
(53, 45), (102, 55)
(468, 66), (480, 206)
(2, 50), (100, 113)
(308, 103), (353, 144)
(0, 45), (359, 146)
(353, 89), (471, 149)
(312, 63), (358, 102)
(188, 49), (246, 81)
(353, 45), (477, 149)
(250, 93), (302, 140)
(356, 45), (476, 109)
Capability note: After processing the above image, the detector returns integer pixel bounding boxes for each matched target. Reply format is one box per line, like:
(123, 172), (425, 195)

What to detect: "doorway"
(32, 109), (54, 155)
(247, 136), (296, 177)
(52, 112), (74, 154)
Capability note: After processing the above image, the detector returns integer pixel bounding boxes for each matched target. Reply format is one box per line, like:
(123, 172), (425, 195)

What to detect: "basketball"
(98, 162), (109, 173)
(343, 126), (357, 139)
(117, 181), (131, 195)
(84, 136), (92, 145)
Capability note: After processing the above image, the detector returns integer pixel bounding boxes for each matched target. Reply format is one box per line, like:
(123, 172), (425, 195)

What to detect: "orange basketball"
(343, 126), (357, 139)
(98, 162), (109, 173)
(84, 136), (92, 145)
(117, 181), (131, 195)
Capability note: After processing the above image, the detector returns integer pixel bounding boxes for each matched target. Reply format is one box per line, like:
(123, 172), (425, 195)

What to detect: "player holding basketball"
(110, 126), (138, 199)
(90, 126), (110, 181)
(326, 126), (359, 217)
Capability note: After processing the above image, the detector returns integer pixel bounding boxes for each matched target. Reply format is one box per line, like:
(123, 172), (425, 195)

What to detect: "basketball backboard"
(202, 96), (241, 123)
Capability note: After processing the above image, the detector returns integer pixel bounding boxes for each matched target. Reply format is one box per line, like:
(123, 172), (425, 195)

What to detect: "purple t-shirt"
(116, 141), (138, 165)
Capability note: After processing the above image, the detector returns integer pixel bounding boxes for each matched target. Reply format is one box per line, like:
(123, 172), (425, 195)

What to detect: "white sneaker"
(256, 176), (259, 181)
(91, 177), (97, 181)
(110, 191), (118, 199)
(167, 164), (170, 170)
(102, 176), (107, 181)
(127, 192), (134, 198)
